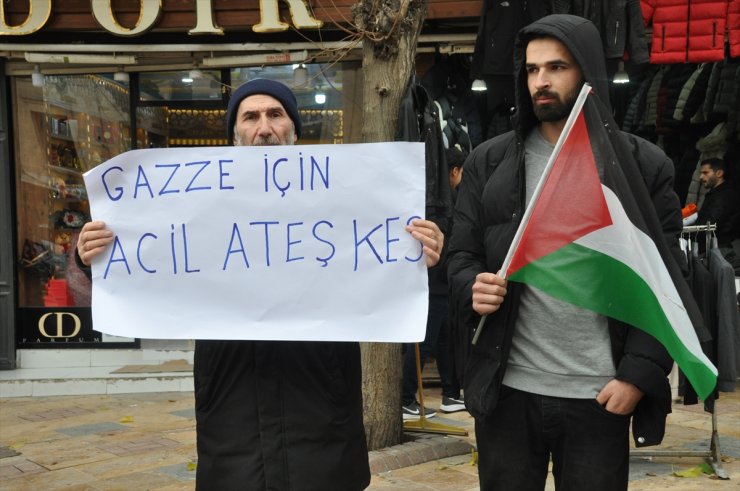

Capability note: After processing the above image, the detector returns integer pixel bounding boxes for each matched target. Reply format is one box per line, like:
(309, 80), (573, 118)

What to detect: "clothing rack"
(631, 222), (728, 479)
(681, 223), (717, 255)
(681, 223), (718, 233)
(630, 410), (726, 479)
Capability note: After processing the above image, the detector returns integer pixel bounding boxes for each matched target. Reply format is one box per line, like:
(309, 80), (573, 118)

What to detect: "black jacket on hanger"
(696, 181), (740, 250)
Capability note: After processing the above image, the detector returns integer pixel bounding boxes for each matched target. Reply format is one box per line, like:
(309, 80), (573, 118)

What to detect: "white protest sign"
(83, 142), (429, 342)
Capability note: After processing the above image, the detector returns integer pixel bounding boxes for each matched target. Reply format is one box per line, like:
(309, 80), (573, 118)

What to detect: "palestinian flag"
(502, 84), (717, 400)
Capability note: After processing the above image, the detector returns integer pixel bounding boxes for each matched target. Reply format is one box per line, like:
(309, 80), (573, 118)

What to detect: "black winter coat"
(448, 14), (680, 448)
(396, 79), (452, 295)
(471, 0), (548, 78)
(696, 182), (740, 248)
(554, 0), (650, 62)
(194, 340), (370, 490)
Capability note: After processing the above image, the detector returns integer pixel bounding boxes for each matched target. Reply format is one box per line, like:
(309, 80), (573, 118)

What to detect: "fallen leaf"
(187, 461), (197, 471)
(469, 449), (478, 466)
(672, 463), (713, 478)
(119, 415), (134, 423)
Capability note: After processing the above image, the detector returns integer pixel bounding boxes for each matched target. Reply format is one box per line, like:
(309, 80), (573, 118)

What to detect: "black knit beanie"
(226, 79), (302, 143)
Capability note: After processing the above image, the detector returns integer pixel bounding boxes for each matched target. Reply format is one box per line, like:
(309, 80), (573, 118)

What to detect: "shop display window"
(13, 74), (132, 308)
(139, 69), (223, 102)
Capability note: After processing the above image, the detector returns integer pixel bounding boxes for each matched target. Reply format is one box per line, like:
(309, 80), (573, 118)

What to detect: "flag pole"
(472, 83), (593, 346)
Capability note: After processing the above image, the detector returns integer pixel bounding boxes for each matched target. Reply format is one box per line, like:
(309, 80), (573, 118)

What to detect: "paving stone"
(0, 445), (21, 459)
(20, 441), (118, 471)
(19, 407), (93, 422)
(56, 422), (129, 437)
(156, 462), (197, 481)
(0, 458), (47, 479)
(2, 387), (739, 489)
(96, 436), (181, 456)
(368, 456), (389, 475)
(89, 468), (180, 490)
(684, 435), (740, 457)
(169, 408), (195, 419)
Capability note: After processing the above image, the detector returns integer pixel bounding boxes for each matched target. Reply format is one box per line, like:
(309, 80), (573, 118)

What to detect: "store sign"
(17, 307), (139, 348)
(0, 0), (323, 36)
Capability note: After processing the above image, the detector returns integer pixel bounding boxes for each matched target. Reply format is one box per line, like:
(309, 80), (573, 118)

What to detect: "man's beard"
(531, 85), (580, 123)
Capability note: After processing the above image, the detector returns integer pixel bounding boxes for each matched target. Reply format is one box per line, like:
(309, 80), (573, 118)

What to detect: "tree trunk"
(353, 0), (428, 451)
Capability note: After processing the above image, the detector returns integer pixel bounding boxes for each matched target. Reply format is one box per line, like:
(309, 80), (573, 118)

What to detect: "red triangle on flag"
(506, 112), (613, 276)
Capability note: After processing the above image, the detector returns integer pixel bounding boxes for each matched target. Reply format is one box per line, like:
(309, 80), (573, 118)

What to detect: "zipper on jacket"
(686, 1), (691, 62)
(516, 141), (525, 226)
(712, 21), (717, 48)
(661, 25), (665, 52)
(614, 20), (619, 47)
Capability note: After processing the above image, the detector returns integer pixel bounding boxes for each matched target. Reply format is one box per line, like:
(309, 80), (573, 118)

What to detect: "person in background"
(448, 146), (465, 194)
(448, 15), (679, 491)
(696, 157), (740, 252)
(76, 78), (445, 491)
(401, 146), (467, 420)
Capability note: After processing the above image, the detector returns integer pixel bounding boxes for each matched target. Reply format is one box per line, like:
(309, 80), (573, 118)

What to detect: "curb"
(367, 432), (474, 474)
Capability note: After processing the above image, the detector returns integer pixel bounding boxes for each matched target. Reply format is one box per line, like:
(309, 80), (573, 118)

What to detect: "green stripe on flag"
(509, 242), (716, 400)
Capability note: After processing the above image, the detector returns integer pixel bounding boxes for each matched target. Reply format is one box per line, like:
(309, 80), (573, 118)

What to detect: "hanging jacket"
(641, 0), (730, 63)
(705, 59), (740, 119)
(640, 66), (667, 131)
(672, 63), (713, 122)
(471, 0), (549, 78)
(658, 64), (699, 130)
(448, 14), (681, 448)
(708, 249), (740, 391)
(729, 0), (740, 57)
(553, 0), (650, 62)
(396, 77), (452, 295)
(622, 70), (653, 133)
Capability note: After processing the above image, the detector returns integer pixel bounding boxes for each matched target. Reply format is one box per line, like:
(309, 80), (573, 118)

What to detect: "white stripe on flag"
(575, 185), (717, 375)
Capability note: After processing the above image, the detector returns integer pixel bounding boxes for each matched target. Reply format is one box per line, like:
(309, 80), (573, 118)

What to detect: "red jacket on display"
(729, 0), (740, 57)
(641, 0), (730, 63)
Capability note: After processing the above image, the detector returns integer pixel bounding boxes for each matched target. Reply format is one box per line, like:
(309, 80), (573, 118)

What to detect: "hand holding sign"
(77, 220), (114, 266)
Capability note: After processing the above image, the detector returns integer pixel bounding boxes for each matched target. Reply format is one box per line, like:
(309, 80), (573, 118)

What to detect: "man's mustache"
(533, 90), (558, 100)
(254, 136), (282, 145)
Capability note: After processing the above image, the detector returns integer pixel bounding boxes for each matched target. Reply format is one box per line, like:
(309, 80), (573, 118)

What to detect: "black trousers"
(475, 386), (630, 491)
(402, 294), (458, 405)
(194, 340), (369, 491)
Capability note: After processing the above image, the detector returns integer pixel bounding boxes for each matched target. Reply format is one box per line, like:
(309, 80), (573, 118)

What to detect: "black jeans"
(475, 386), (630, 491)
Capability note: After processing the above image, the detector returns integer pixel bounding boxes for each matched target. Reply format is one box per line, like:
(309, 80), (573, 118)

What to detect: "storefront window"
(13, 74), (130, 308)
(12, 62), (362, 309)
(139, 70), (223, 102)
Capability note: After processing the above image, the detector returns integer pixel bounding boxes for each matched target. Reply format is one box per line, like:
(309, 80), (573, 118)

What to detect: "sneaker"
(440, 396), (466, 413)
(402, 401), (437, 420)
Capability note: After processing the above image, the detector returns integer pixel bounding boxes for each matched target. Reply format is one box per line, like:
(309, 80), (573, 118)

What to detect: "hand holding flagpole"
(471, 84), (593, 346)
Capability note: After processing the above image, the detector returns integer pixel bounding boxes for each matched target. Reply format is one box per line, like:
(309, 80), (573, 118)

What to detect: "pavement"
(1, 380), (738, 490)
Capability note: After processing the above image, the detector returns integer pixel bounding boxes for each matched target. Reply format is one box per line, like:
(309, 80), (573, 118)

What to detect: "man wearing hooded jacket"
(448, 15), (680, 491)
(76, 78), (445, 491)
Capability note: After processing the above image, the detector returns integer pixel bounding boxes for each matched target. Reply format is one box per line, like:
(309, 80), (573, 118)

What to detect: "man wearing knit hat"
(76, 78), (445, 490)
